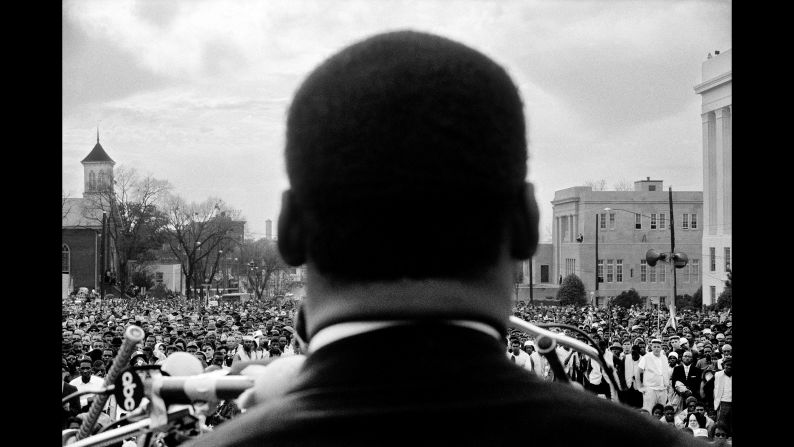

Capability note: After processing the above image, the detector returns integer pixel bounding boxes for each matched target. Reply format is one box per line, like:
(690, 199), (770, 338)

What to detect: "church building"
(62, 133), (119, 298)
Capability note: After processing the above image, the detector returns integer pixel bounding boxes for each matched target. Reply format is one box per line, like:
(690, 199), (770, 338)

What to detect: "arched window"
(89, 171), (96, 191)
(62, 244), (70, 273)
(98, 170), (106, 188)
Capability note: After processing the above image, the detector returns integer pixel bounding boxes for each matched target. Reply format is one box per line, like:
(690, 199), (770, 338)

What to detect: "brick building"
(62, 134), (118, 297)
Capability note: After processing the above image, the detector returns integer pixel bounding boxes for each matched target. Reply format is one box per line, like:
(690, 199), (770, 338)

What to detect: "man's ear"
(510, 182), (539, 260)
(277, 190), (307, 266)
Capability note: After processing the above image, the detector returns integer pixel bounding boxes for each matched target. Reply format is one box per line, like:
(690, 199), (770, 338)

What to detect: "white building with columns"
(694, 49), (731, 305)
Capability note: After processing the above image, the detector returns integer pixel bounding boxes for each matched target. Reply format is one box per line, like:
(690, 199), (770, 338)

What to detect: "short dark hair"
(285, 30), (527, 282)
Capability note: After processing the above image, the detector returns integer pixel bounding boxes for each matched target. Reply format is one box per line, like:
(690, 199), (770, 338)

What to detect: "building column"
(718, 106), (731, 236)
(714, 108), (727, 240)
(702, 112), (717, 236)
(554, 216), (560, 283)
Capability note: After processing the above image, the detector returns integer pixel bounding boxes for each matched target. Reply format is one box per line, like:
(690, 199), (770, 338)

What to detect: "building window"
(691, 214), (698, 229)
(565, 258), (576, 277)
(650, 213), (657, 230)
(98, 171), (106, 188)
(640, 260), (647, 282)
(62, 245), (70, 274)
(710, 247), (716, 271)
(683, 262), (689, 283)
(659, 296), (667, 307)
(600, 213), (606, 230)
(597, 259), (604, 283)
(641, 296), (649, 307)
(649, 264), (656, 282)
(606, 259), (614, 282)
(156, 272), (164, 284)
(540, 265), (549, 283)
(635, 213), (642, 230)
(710, 285), (716, 302)
(659, 213), (666, 230)
(682, 213), (689, 230)
(616, 260), (623, 283)
(648, 185), (656, 191)
(609, 212), (615, 230)
(724, 247), (731, 271)
(659, 264), (665, 282)
(691, 259), (699, 283)
(89, 171), (96, 190)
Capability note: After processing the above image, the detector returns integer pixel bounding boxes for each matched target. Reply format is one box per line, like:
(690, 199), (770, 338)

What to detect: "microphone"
(535, 335), (569, 384)
(152, 351), (255, 404)
(77, 325), (145, 441)
(154, 374), (254, 404)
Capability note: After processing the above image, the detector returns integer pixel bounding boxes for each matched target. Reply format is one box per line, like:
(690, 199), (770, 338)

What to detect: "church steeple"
(81, 130), (115, 197)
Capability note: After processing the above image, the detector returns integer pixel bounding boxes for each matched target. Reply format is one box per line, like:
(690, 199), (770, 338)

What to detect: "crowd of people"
(506, 302), (733, 444)
(61, 295), (301, 434)
(62, 293), (732, 444)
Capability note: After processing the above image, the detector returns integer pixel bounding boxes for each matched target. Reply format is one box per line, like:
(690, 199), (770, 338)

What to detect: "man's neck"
(302, 264), (513, 339)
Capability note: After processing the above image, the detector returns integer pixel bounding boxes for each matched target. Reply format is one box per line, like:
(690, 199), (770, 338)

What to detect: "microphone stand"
(76, 325), (145, 441)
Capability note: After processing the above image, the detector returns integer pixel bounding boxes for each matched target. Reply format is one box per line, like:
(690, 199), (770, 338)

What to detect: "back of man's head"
(281, 30), (533, 282)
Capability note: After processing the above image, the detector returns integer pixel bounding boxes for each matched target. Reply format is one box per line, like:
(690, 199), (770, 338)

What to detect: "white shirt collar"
(308, 320), (501, 354)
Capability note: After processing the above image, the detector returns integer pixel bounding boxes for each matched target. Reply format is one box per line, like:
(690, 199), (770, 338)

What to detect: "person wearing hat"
(637, 338), (672, 413)
(232, 335), (263, 366)
(667, 351), (679, 368)
(185, 30), (697, 447)
(716, 344), (731, 370)
(667, 335), (684, 360)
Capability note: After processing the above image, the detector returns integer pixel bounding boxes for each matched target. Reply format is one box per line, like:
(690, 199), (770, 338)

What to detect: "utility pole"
(594, 213), (599, 307)
(100, 212), (107, 300)
(668, 187), (677, 330)
(528, 257), (533, 304)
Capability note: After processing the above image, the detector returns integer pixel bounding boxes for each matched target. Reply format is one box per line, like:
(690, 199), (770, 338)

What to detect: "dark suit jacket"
(186, 324), (703, 446)
(671, 364), (703, 396)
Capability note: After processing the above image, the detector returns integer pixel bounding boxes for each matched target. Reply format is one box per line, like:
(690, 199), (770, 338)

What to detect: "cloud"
(62, 0), (731, 239)
(133, 0), (184, 29)
(62, 9), (174, 112)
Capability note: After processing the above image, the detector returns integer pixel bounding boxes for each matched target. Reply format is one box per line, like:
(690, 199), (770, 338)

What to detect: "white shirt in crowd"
(713, 370), (732, 408)
(69, 375), (105, 409)
(637, 352), (669, 391)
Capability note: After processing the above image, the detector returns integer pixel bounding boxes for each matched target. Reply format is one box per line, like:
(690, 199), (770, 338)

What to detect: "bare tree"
(239, 237), (288, 302)
(62, 191), (74, 220)
(584, 179), (608, 191)
(162, 196), (240, 299)
(613, 179), (634, 191)
(81, 166), (172, 293)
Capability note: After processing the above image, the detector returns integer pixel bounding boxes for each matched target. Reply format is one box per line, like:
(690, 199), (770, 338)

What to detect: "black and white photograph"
(62, 1), (732, 445)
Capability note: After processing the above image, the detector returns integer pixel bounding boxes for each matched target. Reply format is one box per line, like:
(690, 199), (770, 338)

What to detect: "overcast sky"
(62, 0), (731, 241)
